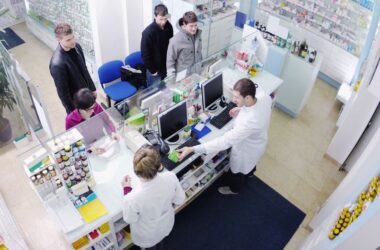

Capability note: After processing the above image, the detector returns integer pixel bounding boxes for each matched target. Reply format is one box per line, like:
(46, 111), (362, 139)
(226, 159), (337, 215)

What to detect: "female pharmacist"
(65, 88), (119, 154)
(166, 11), (202, 76)
(178, 78), (272, 195)
(122, 145), (185, 249)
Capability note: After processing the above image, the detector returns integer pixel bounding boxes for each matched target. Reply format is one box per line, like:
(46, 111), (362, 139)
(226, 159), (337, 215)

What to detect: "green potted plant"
(0, 62), (16, 142)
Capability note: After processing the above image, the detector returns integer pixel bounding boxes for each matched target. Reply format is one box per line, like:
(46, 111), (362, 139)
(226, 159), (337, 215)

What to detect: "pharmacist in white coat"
(178, 78), (272, 195)
(122, 145), (185, 249)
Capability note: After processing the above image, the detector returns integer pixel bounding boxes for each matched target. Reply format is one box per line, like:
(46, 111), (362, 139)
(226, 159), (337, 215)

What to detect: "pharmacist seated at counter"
(65, 88), (119, 154)
(178, 78), (272, 195)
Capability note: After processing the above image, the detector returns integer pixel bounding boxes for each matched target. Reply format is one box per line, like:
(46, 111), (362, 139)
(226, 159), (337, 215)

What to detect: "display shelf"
(114, 219), (128, 233)
(118, 238), (133, 250)
(76, 231), (111, 250)
(258, 0), (374, 56)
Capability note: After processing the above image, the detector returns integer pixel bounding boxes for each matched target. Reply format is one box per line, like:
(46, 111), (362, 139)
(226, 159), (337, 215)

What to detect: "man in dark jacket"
(49, 23), (96, 114)
(141, 4), (173, 86)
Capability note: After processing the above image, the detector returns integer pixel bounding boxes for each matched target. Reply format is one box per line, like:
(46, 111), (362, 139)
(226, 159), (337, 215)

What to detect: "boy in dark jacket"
(141, 4), (173, 86)
(49, 23), (96, 114)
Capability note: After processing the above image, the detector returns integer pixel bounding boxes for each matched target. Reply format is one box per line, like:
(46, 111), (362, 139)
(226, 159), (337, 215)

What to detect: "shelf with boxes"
(257, 0), (374, 56)
(71, 222), (112, 250)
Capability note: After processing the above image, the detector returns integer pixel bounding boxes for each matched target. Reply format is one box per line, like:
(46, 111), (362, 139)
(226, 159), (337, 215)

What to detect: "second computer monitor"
(201, 72), (223, 110)
(157, 100), (188, 141)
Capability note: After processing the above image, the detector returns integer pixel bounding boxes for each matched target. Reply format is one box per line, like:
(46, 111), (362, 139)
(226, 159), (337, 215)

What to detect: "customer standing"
(166, 11), (202, 75)
(141, 4), (173, 86)
(178, 78), (272, 195)
(122, 145), (185, 249)
(49, 23), (96, 114)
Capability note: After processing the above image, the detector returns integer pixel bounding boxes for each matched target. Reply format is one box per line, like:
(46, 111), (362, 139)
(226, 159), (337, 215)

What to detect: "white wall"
(125, 0), (154, 54)
(304, 123), (380, 249)
(88, 0), (129, 68)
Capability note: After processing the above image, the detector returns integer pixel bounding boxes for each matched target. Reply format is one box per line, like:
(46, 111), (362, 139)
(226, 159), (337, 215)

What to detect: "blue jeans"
(146, 70), (166, 87)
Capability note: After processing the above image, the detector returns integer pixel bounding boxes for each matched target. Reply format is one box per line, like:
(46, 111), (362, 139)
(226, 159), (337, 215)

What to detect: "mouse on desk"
(157, 136), (170, 155)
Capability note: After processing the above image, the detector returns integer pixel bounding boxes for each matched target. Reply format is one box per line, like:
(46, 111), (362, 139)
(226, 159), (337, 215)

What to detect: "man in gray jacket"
(166, 11), (202, 76)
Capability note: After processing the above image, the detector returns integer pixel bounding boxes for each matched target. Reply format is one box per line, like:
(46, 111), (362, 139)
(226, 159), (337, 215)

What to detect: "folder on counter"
(77, 198), (108, 223)
(191, 124), (211, 139)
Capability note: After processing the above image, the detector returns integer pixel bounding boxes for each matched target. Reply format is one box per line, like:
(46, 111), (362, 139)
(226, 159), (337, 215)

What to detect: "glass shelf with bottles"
(25, 0), (95, 58)
(257, 0), (374, 56)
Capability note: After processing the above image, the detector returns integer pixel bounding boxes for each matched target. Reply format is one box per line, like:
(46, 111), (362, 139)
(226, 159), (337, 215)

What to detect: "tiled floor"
(0, 23), (346, 249)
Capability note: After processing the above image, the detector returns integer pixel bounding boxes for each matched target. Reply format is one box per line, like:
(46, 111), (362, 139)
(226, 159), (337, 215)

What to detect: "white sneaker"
(218, 186), (238, 195)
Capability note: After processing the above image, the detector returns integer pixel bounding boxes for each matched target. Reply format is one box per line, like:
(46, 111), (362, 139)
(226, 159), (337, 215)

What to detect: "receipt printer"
(125, 130), (150, 152)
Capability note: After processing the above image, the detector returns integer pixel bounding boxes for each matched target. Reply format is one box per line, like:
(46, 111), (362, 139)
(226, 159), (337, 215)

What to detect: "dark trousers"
(224, 170), (248, 193)
(143, 238), (165, 250)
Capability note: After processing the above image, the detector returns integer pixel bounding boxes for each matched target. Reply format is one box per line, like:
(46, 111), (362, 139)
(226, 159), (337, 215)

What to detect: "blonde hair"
(133, 145), (161, 180)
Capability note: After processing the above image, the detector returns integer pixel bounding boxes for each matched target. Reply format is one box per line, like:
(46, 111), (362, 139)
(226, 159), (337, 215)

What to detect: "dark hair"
(233, 78), (257, 99)
(54, 23), (73, 38)
(133, 145), (161, 180)
(179, 11), (197, 26)
(73, 88), (96, 110)
(154, 4), (168, 17)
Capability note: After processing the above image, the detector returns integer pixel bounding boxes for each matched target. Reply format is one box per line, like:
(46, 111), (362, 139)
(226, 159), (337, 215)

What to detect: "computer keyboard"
(210, 102), (237, 129)
(161, 137), (200, 171)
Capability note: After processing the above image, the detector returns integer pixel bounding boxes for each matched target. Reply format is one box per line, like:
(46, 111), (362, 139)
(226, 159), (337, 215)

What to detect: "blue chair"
(124, 51), (147, 88)
(124, 51), (143, 67)
(98, 60), (137, 107)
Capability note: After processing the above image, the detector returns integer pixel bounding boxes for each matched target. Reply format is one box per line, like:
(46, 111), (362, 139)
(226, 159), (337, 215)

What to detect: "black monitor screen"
(158, 101), (188, 140)
(202, 72), (223, 109)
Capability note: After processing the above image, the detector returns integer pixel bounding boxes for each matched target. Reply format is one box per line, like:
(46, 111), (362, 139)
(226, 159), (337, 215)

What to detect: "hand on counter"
(111, 132), (120, 142)
(122, 175), (132, 188)
(89, 146), (106, 155)
(229, 107), (240, 118)
(177, 146), (194, 161)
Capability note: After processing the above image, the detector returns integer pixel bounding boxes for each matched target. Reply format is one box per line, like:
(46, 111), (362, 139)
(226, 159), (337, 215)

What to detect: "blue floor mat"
(164, 175), (305, 250)
(0, 28), (25, 49)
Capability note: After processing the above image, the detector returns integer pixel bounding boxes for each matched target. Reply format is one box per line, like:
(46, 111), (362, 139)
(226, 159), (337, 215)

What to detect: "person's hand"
(229, 107), (240, 118)
(177, 147), (194, 161)
(121, 175), (132, 188)
(111, 132), (120, 142)
(90, 146), (106, 155)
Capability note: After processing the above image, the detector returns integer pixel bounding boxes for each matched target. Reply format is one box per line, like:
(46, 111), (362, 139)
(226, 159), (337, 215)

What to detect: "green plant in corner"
(0, 61), (16, 142)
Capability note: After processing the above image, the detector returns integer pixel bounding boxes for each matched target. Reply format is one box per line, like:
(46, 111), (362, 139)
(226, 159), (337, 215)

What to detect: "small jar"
(66, 151), (73, 158)
(76, 140), (83, 147)
(83, 166), (89, 173)
(56, 157), (63, 163)
(64, 144), (71, 153)
(64, 161), (71, 168)
(75, 164), (81, 170)
(65, 179), (72, 188)
(59, 163), (65, 170)
(75, 175), (82, 182)
(68, 169), (74, 176)
(85, 173), (91, 180)
(63, 173), (69, 181)
(42, 169), (51, 180)
(78, 145), (86, 152)
(80, 154), (87, 161)
(30, 176), (38, 185)
(72, 147), (79, 154)
(48, 166), (57, 177)
(82, 160), (88, 167)
(70, 157), (76, 164)
(80, 171), (86, 178)
(56, 179), (63, 188)
(62, 155), (69, 162)
(74, 153), (80, 161)
(60, 150), (66, 157)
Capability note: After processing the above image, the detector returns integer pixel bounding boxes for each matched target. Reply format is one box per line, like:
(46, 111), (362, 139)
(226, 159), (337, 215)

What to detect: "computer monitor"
(157, 100), (188, 142)
(141, 91), (163, 110)
(201, 72), (223, 110)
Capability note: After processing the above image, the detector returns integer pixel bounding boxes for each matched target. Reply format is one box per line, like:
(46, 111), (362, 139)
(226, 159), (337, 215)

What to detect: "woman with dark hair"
(65, 88), (119, 154)
(65, 88), (104, 130)
(166, 11), (202, 75)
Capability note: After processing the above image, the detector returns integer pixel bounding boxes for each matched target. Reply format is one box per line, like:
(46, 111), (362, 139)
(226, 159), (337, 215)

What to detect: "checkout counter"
(19, 33), (283, 250)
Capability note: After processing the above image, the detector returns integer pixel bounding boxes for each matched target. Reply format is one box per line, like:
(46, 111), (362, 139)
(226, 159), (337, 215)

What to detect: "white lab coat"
(123, 171), (185, 248)
(201, 89), (272, 174)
